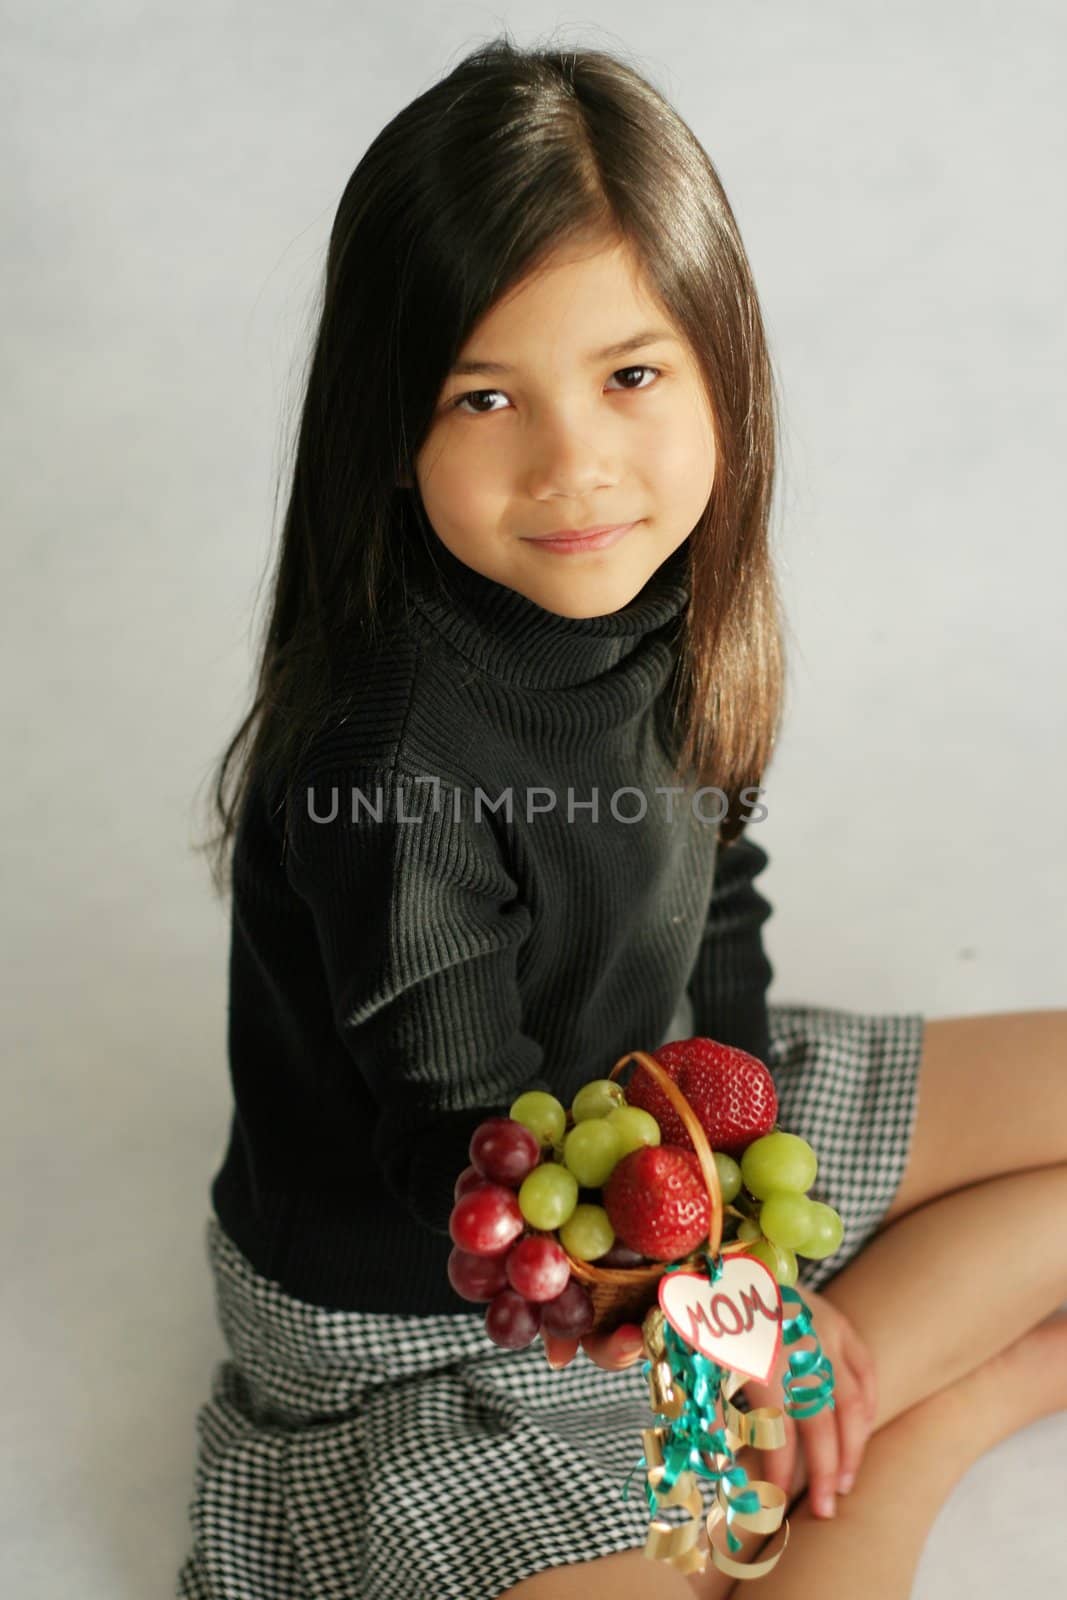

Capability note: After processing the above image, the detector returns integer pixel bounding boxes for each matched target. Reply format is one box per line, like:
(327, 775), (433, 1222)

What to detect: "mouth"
(522, 521), (639, 554)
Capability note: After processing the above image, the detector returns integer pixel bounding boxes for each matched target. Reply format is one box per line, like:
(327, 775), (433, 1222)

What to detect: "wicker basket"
(559, 1048), (753, 1336)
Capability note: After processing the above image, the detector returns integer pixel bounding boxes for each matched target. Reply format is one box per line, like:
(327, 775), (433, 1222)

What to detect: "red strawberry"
(629, 1036), (777, 1158)
(602, 1146), (710, 1261)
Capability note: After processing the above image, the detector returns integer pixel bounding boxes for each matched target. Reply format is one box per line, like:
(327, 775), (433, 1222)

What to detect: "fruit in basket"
(448, 1083), (844, 1351)
(713, 1151), (743, 1204)
(741, 1131), (817, 1198)
(602, 1145), (711, 1261)
(449, 1183), (525, 1256)
(450, 1110), (598, 1348)
(628, 1037), (777, 1158)
(470, 1117), (542, 1185)
(486, 1289), (543, 1348)
(454, 1164), (492, 1201)
(745, 1238), (799, 1286)
(597, 1240), (648, 1268)
(604, 1104), (661, 1156)
(505, 1234), (572, 1301)
(759, 1190), (818, 1249)
(558, 1202), (615, 1262)
(509, 1090), (567, 1148)
(726, 1129), (847, 1276)
(562, 1119), (623, 1186)
(571, 1078), (627, 1121)
(796, 1200), (844, 1259)
(518, 1161), (579, 1229)
(540, 1276), (596, 1337)
(447, 1246), (511, 1301)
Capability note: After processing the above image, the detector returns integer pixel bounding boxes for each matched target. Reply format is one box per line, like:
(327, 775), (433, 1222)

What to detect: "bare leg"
(682, 1165), (1067, 1595)
(819, 1164), (1067, 1436)
(706, 1310), (1067, 1598)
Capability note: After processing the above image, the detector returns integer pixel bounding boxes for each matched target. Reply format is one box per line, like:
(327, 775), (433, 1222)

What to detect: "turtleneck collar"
(404, 522), (692, 690)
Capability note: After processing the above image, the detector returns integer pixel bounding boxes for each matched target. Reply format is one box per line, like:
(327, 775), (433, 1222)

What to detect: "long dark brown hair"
(195, 31), (787, 897)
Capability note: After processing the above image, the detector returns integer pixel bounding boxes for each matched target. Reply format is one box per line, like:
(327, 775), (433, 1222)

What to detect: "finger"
(839, 1318), (879, 1428)
(849, 1336), (879, 1430)
(835, 1359), (875, 1493)
(795, 1407), (839, 1518)
(541, 1330), (579, 1369)
(581, 1321), (646, 1371)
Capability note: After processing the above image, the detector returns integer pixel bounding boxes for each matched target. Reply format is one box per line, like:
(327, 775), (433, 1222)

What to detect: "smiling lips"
(524, 521), (638, 553)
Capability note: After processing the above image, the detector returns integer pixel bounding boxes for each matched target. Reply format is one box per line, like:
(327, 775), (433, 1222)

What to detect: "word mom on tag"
(658, 1256), (783, 1384)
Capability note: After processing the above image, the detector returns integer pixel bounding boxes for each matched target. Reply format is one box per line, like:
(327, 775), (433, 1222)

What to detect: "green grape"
(559, 1203), (615, 1261)
(760, 1190), (818, 1249)
(744, 1239), (780, 1278)
(741, 1132), (818, 1199)
(571, 1078), (626, 1122)
(518, 1162), (579, 1230)
(563, 1119), (623, 1187)
(745, 1237), (798, 1287)
(509, 1090), (567, 1149)
(605, 1104), (661, 1156)
(713, 1151), (742, 1205)
(737, 1217), (762, 1243)
(795, 1201), (844, 1260)
(774, 1244), (799, 1287)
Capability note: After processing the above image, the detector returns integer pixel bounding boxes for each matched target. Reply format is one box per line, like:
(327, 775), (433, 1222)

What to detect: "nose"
(523, 409), (621, 500)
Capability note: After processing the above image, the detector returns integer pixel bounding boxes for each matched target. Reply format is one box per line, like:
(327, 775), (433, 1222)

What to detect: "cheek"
(418, 436), (476, 512)
(422, 444), (503, 536)
(647, 418), (715, 502)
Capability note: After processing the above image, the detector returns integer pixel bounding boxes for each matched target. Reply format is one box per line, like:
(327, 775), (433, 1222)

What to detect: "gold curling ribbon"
(637, 1314), (793, 1580)
(720, 1366), (789, 1454)
(703, 1367), (791, 1579)
(639, 1430), (706, 1575)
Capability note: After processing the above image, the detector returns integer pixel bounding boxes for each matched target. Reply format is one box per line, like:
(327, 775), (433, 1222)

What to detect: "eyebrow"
(447, 328), (680, 377)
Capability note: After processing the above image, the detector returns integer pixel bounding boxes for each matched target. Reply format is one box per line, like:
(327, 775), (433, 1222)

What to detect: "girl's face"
(413, 234), (716, 619)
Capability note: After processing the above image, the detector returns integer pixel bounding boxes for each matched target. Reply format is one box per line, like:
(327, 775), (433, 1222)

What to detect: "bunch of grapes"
(729, 1131), (844, 1287)
(448, 1078), (656, 1349)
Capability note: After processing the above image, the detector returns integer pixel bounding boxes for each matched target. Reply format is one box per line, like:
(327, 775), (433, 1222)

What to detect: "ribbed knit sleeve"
(283, 764), (547, 1237)
(686, 832), (775, 1064)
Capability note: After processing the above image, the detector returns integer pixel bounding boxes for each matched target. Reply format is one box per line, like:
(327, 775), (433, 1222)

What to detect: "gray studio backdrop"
(3, 4), (1065, 1597)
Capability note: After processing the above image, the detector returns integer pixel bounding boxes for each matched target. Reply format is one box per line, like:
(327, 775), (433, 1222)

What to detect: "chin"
(532, 572), (650, 619)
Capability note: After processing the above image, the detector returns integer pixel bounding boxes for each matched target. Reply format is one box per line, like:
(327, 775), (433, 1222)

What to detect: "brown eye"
(606, 365), (662, 391)
(446, 365), (662, 415)
(449, 389), (506, 414)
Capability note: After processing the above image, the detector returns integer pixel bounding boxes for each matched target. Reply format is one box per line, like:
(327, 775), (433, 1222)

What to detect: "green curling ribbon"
(778, 1284), (836, 1421)
(622, 1253), (836, 1556)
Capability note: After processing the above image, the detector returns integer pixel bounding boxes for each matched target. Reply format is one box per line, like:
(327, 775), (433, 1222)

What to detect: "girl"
(177, 34), (1067, 1600)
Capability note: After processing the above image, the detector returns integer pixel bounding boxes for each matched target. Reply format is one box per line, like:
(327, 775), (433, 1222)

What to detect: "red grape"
(485, 1288), (542, 1349)
(540, 1278), (595, 1338)
(504, 1234), (572, 1302)
(597, 1242), (648, 1269)
(449, 1184), (525, 1257)
(470, 1117), (541, 1186)
(454, 1164), (491, 1202)
(447, 1246), (510, 1302)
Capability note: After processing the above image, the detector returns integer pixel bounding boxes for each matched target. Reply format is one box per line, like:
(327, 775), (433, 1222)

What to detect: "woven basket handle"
(608, 1048), (724, 1258)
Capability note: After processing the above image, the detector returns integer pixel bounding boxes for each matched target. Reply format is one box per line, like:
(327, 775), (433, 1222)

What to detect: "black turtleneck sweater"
(210, 529), (775, 1314)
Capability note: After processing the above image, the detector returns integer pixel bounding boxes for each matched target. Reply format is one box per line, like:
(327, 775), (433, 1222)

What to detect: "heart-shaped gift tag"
(658, 1254), (783, 1384)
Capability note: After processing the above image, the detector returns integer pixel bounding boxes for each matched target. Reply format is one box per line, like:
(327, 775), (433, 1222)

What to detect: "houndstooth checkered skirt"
(175, 1000), (924, 1599)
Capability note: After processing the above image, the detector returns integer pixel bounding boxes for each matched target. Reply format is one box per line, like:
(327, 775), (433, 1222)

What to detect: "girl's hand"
(541, 1321), (646, 1371)
(735, 1286), (878, 1518)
